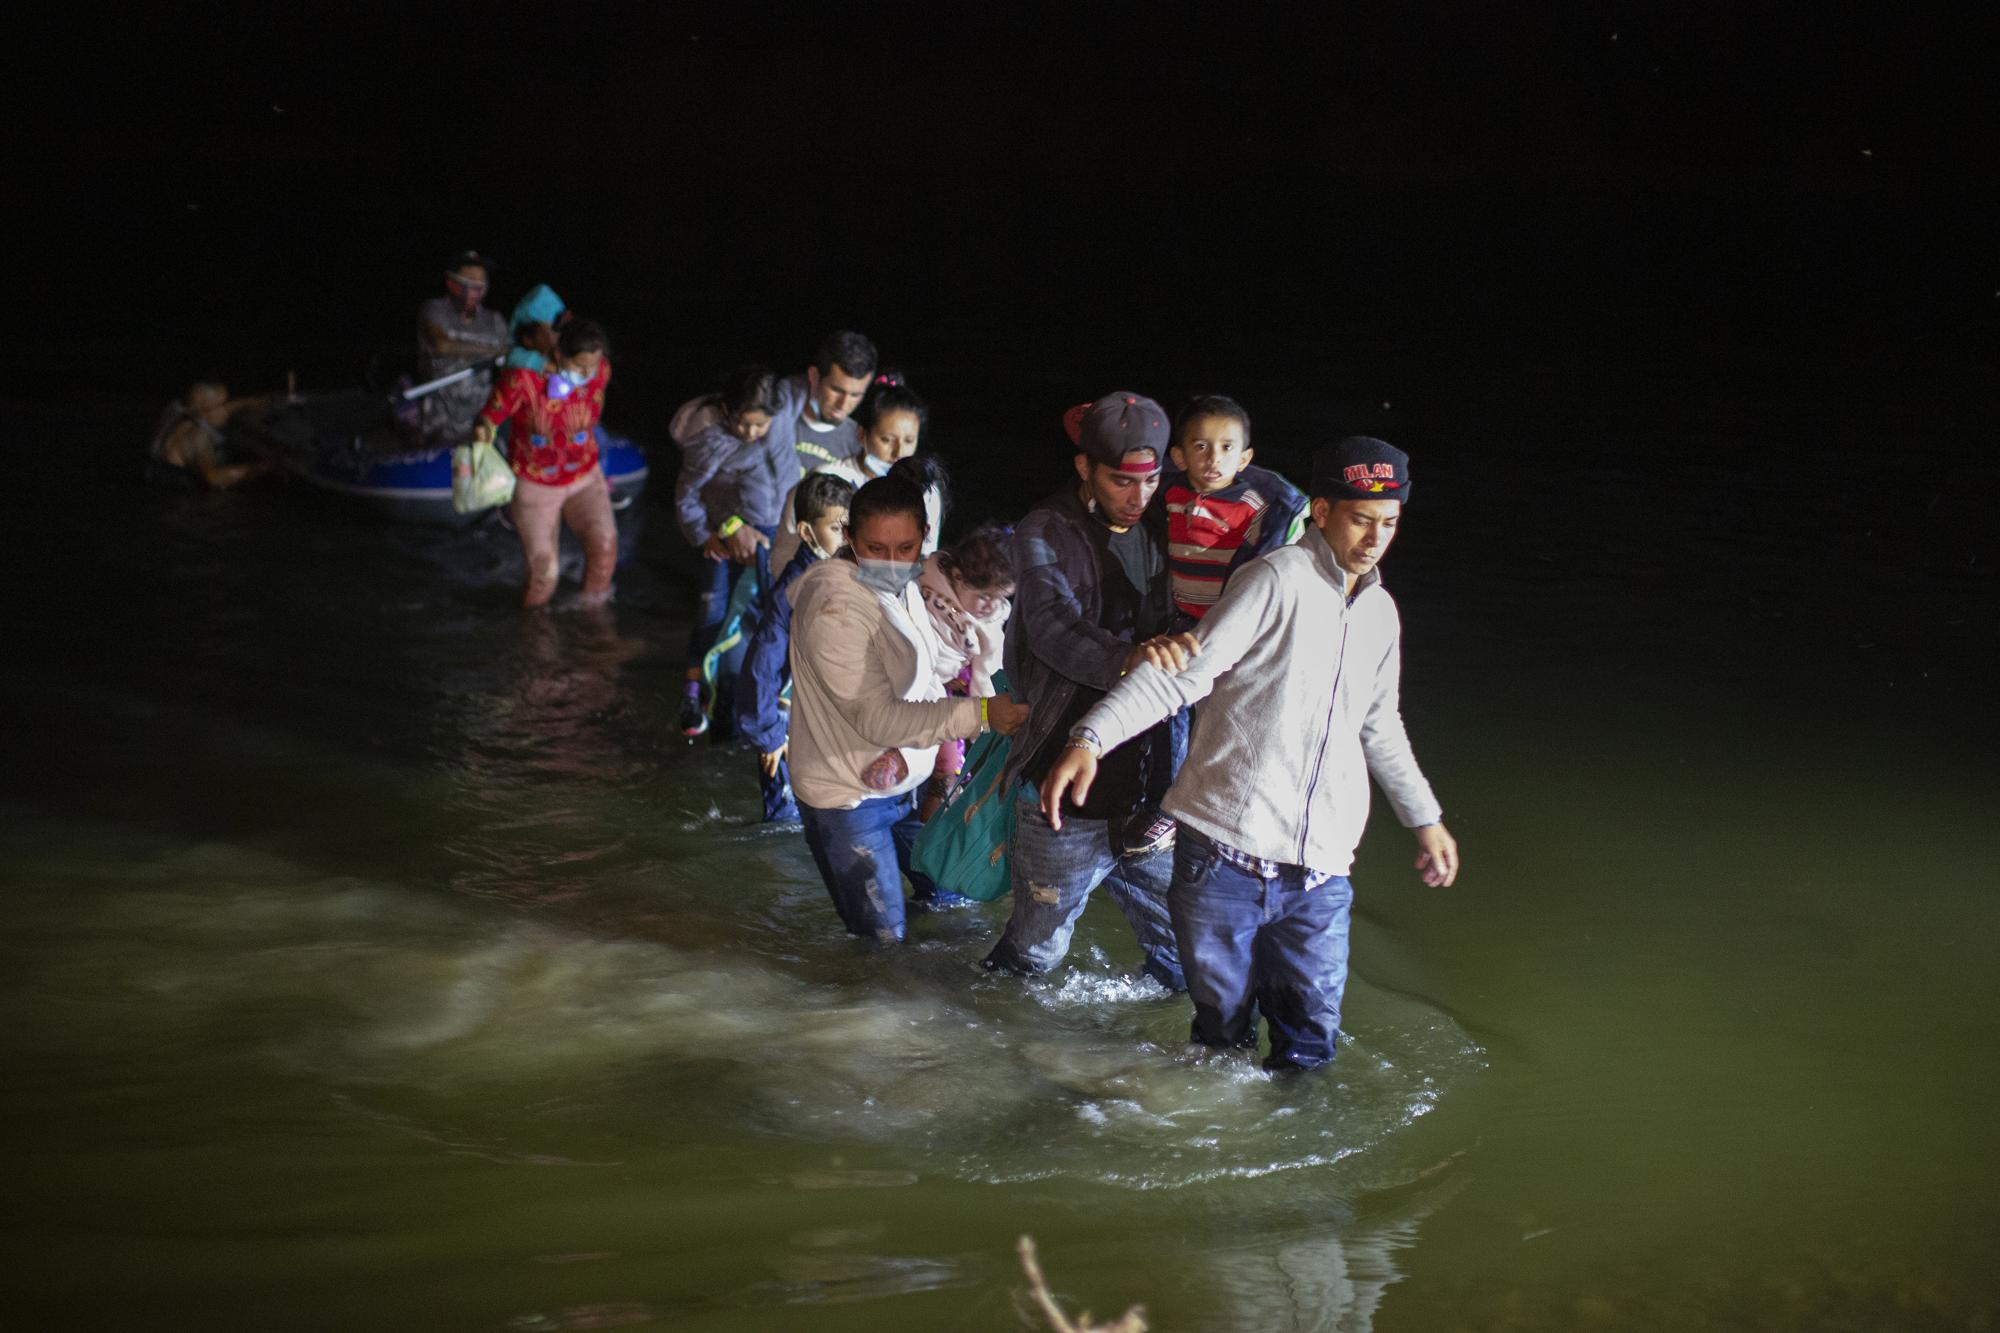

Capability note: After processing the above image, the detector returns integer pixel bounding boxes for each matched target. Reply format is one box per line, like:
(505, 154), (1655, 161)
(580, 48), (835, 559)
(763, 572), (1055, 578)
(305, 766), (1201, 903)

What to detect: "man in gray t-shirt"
(762, 329), (874, 473)
(416, 250), (509, 447)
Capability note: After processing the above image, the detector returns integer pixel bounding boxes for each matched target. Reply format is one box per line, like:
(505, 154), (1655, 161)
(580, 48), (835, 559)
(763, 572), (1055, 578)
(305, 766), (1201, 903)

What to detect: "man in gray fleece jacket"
(1040, 436), (1460, 1071)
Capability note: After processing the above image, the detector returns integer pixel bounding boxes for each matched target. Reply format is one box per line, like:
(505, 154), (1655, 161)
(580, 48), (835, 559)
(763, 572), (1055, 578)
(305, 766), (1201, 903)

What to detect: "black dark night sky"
(14, 0), (1997, 489)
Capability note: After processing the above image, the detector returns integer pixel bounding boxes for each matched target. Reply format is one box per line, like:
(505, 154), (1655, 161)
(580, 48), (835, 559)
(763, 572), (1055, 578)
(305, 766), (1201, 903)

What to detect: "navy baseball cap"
(1309, 436), (1412, 503)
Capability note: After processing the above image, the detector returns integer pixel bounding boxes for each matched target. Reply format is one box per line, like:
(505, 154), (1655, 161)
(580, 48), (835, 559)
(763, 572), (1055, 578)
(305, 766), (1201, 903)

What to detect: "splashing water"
(4, 814), (1484, 1201)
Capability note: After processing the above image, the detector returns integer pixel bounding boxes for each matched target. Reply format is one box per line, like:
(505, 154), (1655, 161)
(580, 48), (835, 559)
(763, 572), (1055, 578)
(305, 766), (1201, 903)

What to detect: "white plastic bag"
(452, 439), (516, 514)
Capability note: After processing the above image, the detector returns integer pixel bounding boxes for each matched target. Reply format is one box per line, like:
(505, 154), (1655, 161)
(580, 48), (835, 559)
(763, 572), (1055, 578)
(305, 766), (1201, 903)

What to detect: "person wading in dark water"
(1038, 436), (1460, 1072)
(786, 471), (1030, 942)
(980, 392), (1198, 991)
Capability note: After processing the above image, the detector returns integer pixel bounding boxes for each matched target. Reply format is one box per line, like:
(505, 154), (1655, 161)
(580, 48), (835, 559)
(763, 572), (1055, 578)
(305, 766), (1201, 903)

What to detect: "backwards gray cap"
(1062, 393), (1168, 473)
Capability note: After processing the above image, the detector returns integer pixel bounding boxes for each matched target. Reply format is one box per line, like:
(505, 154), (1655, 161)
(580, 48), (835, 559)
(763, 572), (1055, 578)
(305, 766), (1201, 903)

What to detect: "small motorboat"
(240, 389), (649, 527)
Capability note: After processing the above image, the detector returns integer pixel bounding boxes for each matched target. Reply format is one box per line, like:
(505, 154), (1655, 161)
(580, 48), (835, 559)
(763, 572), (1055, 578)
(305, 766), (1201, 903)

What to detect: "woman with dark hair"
(470, 318), (616, 608)
(786, 473), (1030, 941)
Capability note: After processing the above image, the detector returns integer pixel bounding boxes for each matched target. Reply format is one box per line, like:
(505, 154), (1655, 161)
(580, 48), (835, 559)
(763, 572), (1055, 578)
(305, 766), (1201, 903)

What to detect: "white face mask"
(853, 557), (920, 598)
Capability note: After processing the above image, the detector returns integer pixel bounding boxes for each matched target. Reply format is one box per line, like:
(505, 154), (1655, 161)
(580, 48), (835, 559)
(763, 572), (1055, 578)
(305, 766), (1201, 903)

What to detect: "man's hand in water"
(1413, 823), (1460, 887)
(723, 525), (770, 565)
(759, 742), (787, 779)
(985, 694), (1030, 737)
(1040, 742), (1100, 831)
(1124, 632), (1201, 677)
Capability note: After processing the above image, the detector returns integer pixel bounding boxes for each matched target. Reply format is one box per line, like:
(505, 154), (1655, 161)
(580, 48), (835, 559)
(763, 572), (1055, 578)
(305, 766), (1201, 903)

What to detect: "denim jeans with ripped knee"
(983, 789), (1184, 990)
(799, 791), (936, 941)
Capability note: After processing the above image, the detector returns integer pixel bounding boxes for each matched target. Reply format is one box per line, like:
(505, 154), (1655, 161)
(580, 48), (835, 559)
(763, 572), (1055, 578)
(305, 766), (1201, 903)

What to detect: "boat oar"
(400, 356), (505, 402)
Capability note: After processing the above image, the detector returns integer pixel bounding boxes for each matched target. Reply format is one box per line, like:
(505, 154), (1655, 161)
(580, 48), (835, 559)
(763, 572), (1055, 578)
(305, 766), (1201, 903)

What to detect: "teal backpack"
(911, 676), (1018, 902)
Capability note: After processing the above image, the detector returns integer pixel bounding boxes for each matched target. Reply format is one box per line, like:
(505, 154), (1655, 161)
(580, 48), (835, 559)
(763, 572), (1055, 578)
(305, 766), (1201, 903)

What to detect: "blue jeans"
(1140, 705), (1191, 809)
(687, 528), (775, 661)
(757, 753), (799, 823)
(983, 790), (1185, 990)
(1169, 825), (1353, 1070)
(799, 791), (938, 941)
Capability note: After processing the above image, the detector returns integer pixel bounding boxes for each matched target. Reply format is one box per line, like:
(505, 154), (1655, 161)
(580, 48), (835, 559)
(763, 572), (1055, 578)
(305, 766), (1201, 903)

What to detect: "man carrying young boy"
(980, 393), (1197, 991)
(1037, 436), (1460, 1072)
(669, 329), (877, 572)
(735, 471), (853, 822)
(668, 332), (878, 736)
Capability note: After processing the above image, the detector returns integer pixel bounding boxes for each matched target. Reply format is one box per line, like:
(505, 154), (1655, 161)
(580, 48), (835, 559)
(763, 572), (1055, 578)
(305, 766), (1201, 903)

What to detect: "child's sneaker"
(1118, 809), (1177, 859)
(909, 885), (978, 912)
(678, 687), (710, 738)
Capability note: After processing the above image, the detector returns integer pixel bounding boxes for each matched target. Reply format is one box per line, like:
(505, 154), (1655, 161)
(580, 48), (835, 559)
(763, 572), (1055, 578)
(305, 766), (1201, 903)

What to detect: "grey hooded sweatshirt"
(1071, 523), (1444, 875)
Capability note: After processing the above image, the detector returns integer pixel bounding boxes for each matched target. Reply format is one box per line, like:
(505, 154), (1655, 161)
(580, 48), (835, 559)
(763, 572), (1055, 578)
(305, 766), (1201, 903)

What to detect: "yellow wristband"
(978, 697), (989, 732)
(717, 515), (745, 539)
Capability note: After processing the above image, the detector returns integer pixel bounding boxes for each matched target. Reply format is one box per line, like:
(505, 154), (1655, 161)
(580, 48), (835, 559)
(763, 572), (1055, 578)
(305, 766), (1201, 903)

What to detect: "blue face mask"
(853, 557), (920, 598)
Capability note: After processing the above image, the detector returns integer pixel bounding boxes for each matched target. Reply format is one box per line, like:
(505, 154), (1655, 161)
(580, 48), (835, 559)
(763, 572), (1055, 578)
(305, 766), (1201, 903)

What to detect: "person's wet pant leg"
(799, 792), (921, 942)
(1257, 874), (1351, 1071)
(984, 792), (1182, 987)
(687, 557), (734, 661)
(888, 799), (939, 902)
(509, 474), (570, 607)
(1101, 846), (1185, 990)
(705, 536), (773, 732)
(691, 534), (773, 736)
(984, 793), (1112, 976)
(1168, 826), (1267, 1050)
(563, 467), (618, 603)
(758, 751), (799, 823)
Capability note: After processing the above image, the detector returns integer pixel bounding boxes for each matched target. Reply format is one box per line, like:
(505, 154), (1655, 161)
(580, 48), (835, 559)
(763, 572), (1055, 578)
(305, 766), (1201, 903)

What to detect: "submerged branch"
(1016, 1235), (1148, 1333)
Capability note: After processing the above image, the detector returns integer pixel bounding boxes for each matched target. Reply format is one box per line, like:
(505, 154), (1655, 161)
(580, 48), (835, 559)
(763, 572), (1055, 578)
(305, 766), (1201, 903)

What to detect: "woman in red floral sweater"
(470, 319), (617, 608)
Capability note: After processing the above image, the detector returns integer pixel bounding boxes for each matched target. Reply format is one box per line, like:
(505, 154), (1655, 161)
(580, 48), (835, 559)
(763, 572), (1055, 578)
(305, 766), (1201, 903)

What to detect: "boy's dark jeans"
(687, 526), (775, 661)
(758, 753), (798, 823)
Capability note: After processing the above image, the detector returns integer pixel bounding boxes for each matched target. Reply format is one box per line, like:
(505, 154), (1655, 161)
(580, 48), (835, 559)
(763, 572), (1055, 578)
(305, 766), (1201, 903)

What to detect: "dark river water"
(3, 360), (1995, 1331)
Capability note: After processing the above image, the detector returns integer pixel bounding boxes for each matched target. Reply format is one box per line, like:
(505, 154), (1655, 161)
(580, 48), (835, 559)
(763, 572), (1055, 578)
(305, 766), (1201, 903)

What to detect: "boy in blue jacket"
(734, 471), (854, 821)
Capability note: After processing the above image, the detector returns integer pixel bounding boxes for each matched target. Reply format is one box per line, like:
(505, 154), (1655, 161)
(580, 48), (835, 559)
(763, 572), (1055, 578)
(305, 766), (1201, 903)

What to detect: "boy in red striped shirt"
(1163, 395), (1308, 627)
(1123, 396), (1308, 856)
